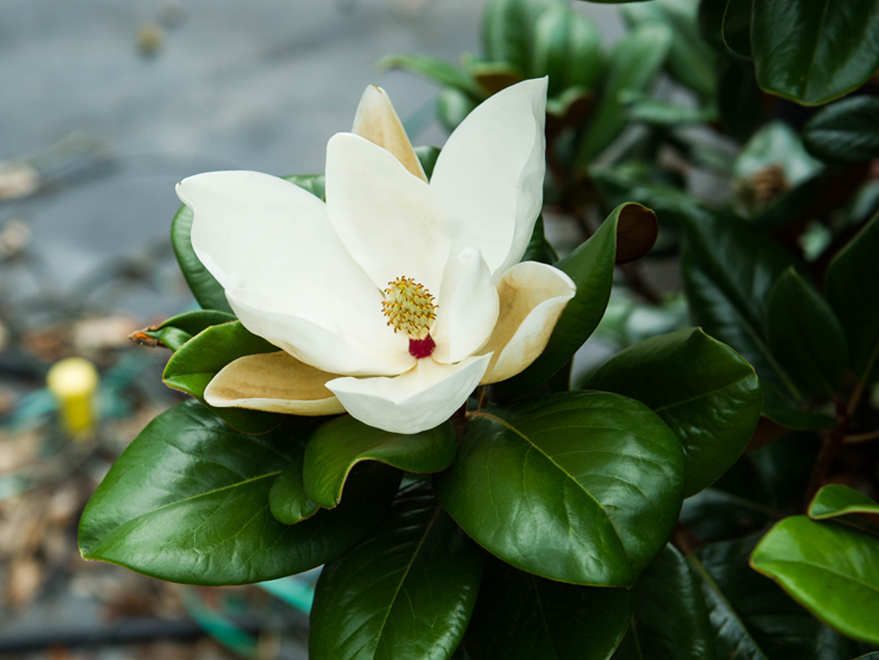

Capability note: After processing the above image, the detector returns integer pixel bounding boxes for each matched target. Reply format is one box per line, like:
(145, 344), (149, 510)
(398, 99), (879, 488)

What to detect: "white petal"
(327, 355), (491, 434)
(430, 78), (547, 279)
(431, 248), (499, 364)
(228, 290), (413, 377)
(325, 133), (450, 297)
(204, 351), (345, 416)
(177, 171), (406, 367)
(352, 85), (427, 182)
(479, 262), (575, 384)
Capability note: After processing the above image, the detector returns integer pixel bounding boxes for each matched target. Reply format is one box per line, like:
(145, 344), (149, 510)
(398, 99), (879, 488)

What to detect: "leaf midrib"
(756, 558), (879, 598)
(372, 506), (442, 658)
(82, 470), (281, 556)
(474, 412), (630, 566)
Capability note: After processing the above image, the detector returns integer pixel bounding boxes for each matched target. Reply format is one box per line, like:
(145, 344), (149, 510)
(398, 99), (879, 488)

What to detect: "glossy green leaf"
(170, 205), (234, 314)
(465, 559), (632, 660)
(378, 54), (481, 97)
(751, 516), (879, 645)
(532, 5), (602, 97)
(521, 215), (558, 265)
(808, 484), (879, 534)
(482, 0), (565, 74)
(765, 268), (848, 397)
(136, 310), (236, 351)
(436, 391), (685, 586)
(302, 415), (457, 509)
(585, 328), (762, 497)
(826, 212), (879, 389)
(309, 482), (484, 660)
(691, 535), (862, 660)
(622, 0), (717, 98)
(803, 96), (879, 163)
(624, 544), (714, 660)
(499, 203), (657, 397)
(163, 321), (283, 435)
(751, 0), (879, 105)
(437, 87), (477, 132)
(78, 400), (400, 585)
(577, 24), (672, 163)
(680, 208), (815, 425)
(722, 0), (752, 59)
(269, 443), (320, 525)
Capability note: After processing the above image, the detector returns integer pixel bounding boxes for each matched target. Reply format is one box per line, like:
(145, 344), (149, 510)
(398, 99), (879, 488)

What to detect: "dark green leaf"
(532, 5), (602, 97)
(577, 24), (672, 163)
(170, 206), (233, 314)
(482, 0), (565, 74)
(765, 268), (848, 397)
(378, 54), (482, 97)
(804, 96), (879, 163)
(136, 310), (236, 351)
(499, 203), (657, 397)
(465, 559), (632, 660)
(717, 55), (763, 143)
(585, 328), (762, 497)
(722, 0), (752, 59)
(309, 482), (484, 660)
(622, 0), (717, 99)
(691, 534), (862, 660)
(436, 391), (685, 586)
(751, 0), (879, 105)
(437, 87), (478, 132)
(269, 443), (320, 525)
(680, 208), (814, 425)
(163, 321), (282, 435)
(627, 544), (714, 660)
(521, 215), (558, 264)
(79, 400), (400, 585)
(808, 484), (879, 534)
(826, 212), (879, 390)
(751, 516), (879, 645)
(302, 415), (457, 509)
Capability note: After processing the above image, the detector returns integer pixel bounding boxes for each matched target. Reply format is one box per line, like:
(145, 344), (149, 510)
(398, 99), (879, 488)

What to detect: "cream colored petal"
(227, 289), (413, 378)
(430, 78), (547, 279)
(326, 354), (491, 434)
(431, 248), (499, 365)
(479, 262), (575, 385)
(352, 85), (427, 182)
(204, 351), (345, 416)
(176, 171), (406, 369)
(325, 133), (450, 297)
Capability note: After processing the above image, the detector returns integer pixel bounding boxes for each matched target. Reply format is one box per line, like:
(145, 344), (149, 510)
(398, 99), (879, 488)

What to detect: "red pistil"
(408, 334), (436, 359)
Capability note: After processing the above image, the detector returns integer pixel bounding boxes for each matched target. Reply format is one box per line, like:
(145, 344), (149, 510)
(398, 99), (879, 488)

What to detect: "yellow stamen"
(381, 276), (437, 340)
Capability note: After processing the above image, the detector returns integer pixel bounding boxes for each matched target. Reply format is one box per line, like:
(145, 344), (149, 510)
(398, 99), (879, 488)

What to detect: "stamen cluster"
(382, 276), (437, 340)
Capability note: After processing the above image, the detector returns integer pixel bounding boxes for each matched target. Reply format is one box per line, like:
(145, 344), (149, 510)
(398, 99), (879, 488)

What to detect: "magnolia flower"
(176, 78), (575, 434)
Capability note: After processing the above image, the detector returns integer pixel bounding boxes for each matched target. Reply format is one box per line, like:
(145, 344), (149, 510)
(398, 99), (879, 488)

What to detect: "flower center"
(382, 276), (437, 358)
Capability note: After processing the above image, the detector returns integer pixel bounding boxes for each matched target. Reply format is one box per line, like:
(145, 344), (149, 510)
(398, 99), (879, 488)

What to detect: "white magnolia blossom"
(176, 78), (575, 434)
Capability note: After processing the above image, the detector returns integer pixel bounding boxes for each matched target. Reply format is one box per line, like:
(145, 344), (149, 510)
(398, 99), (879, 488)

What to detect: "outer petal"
(227, 290), (413, 377)
(177, 171), (408, 373)
(430, 78), (547, 279)
(326, 355), (491, 434)
(352, 85), (427, 182)
(479, 262), (575, 385)
(325, 133), (450, 297)
(204, 351), (345, 416)
(431, 248), (499, 364)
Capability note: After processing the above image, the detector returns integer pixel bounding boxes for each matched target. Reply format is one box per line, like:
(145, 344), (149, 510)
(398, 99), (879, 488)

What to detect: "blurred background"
(0, 1), (636, 658)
